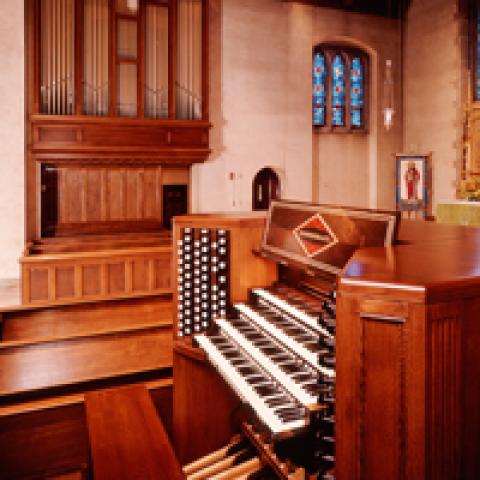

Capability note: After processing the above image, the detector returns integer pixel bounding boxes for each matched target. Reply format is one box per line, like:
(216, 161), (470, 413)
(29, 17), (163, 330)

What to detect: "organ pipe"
(84, 0), (109, 115)
(40, 0), (75, 115)
(145, 3), (168, 119)
(176, 0), (202, 120)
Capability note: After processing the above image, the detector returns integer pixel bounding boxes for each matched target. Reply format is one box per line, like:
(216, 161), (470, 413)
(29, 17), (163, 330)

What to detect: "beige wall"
(192, 0), (403, 213)
(0, 0), (467, 280)
(311, 7), (402, 210)
(0, 1), (25, 280)
(404, 0), (463, 209)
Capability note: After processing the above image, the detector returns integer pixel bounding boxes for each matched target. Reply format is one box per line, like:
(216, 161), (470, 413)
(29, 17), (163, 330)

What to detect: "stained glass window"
(312, 52), (327, 126)
(350, 57), (364, 127)
(312, 45), (368, 130)
(331, 54), (346, 127)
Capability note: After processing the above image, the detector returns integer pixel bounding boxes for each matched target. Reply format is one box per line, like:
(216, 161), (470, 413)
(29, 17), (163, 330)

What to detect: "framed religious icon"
(395, 153), (432, 219)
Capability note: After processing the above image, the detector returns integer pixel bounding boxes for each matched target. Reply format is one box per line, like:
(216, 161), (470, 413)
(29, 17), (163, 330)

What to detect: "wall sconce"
(383, 59), (395, 131)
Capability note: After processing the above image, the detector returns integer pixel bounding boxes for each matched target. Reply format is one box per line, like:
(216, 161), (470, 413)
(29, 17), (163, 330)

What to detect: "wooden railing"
(20, 245), (172, 306)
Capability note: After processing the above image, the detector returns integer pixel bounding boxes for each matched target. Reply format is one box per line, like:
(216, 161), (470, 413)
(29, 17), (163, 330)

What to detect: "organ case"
(173, 202), (480, 480)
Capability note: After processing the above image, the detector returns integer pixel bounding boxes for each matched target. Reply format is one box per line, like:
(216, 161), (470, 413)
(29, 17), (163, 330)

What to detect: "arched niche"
(252, 167), (281, 211)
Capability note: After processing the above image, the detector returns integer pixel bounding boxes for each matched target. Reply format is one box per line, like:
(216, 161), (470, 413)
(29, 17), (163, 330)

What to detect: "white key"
(195, 335), (306, 435)
(235, 303), (335, 379)
(217, 319), (317, 406)
(253, 288), (333, 340)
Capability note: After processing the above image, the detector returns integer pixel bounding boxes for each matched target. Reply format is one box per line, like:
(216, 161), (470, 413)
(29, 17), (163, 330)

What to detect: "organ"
(173, 200), (480, 480)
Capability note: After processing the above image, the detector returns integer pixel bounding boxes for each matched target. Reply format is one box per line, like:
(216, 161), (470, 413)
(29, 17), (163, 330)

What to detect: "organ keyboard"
(173, 202), (480, 480)
(191, 201), (399, 478)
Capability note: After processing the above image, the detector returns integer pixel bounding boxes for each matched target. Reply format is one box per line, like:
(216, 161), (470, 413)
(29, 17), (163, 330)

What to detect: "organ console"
(173, 200), (480, 480)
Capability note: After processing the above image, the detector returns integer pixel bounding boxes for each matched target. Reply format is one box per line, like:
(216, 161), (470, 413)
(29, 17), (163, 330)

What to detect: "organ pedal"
(183, 423), (307, 480)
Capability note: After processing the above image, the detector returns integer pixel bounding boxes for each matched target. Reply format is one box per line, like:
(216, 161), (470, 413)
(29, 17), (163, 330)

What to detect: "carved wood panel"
(51, 165), (162, 234)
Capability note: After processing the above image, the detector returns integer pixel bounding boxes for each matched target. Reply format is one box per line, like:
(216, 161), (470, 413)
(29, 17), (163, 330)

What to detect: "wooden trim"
(168, 0), (177, 119)
(75, 0), (84, 114)
(201, 0), (209, 121)
(30, 113), (211, 126)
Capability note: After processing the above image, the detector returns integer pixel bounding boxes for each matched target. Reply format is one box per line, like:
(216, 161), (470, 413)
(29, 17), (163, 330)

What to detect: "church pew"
(85, 384), (183, 480)
(0, 379), (173, 479)
(0, 324), (173, 403)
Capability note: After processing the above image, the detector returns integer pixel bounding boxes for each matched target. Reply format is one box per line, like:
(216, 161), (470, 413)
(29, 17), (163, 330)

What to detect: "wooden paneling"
(173, 340), (240, 465)
(56, 266), (75, 299)
(20, 246), (171, 306)
(82, 264), (101, 296)
(29, 268), (49, 302)
(336, 287), (476, 480)
(0, 404), (89, 480)
(30, 116), (210, 162)
(51, 165), (163, 234)
(362, 318), (406, 480)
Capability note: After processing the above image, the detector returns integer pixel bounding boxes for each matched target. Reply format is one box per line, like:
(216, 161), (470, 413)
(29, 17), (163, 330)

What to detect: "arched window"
(350, 56), (364, 127)
(312, 45), (368, 131)
(332, 54), (346, 126)
(313, 52), (327, 126)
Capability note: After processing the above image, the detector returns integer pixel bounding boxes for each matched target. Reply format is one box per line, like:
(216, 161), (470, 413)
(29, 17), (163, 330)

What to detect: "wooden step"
(30, 232), (171, 254)
(2, 296), (172, 343)
(0, 324), (173, 403)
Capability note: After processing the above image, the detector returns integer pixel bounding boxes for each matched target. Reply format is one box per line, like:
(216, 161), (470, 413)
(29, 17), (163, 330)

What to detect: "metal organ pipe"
(40, 0), (75, 115)
(83, 0), (108, 115)
(177, 0), (202, 120)
(145, 4), (168, 118)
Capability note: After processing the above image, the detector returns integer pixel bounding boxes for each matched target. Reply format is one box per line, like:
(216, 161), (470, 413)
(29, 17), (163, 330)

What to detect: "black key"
(255, 385), (278, 397)
(266, 396), (291, 407)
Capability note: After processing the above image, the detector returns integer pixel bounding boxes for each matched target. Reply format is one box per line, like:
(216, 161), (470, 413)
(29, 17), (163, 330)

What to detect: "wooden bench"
(85, 384), (184, 480)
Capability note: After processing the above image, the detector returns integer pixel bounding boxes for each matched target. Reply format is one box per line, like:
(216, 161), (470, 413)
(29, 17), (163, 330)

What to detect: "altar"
(436, 200), (480, 227)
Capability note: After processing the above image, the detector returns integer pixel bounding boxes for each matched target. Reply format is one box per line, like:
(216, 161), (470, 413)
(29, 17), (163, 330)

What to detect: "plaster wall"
(404, 0), (462, 209)
(0, 1), (25, 279)
(311, 7), (402, 210)
(192, 0), (402, 213)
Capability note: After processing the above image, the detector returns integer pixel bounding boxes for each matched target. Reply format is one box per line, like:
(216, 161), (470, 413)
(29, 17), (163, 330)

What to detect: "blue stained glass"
(350, 57), (364, 127)
(332, 54), (346, 126)
(313, 52), (326, 126)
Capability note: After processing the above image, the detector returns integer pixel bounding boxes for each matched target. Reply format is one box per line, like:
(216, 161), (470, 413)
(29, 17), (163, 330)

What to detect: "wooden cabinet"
(335, 219), (480, 480)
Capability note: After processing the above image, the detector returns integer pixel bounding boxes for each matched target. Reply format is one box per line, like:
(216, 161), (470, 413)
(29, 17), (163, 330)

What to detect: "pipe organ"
(27, 0), (210, 241)
(40, 0), (76, 115)
(173, 201), (480, 480)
